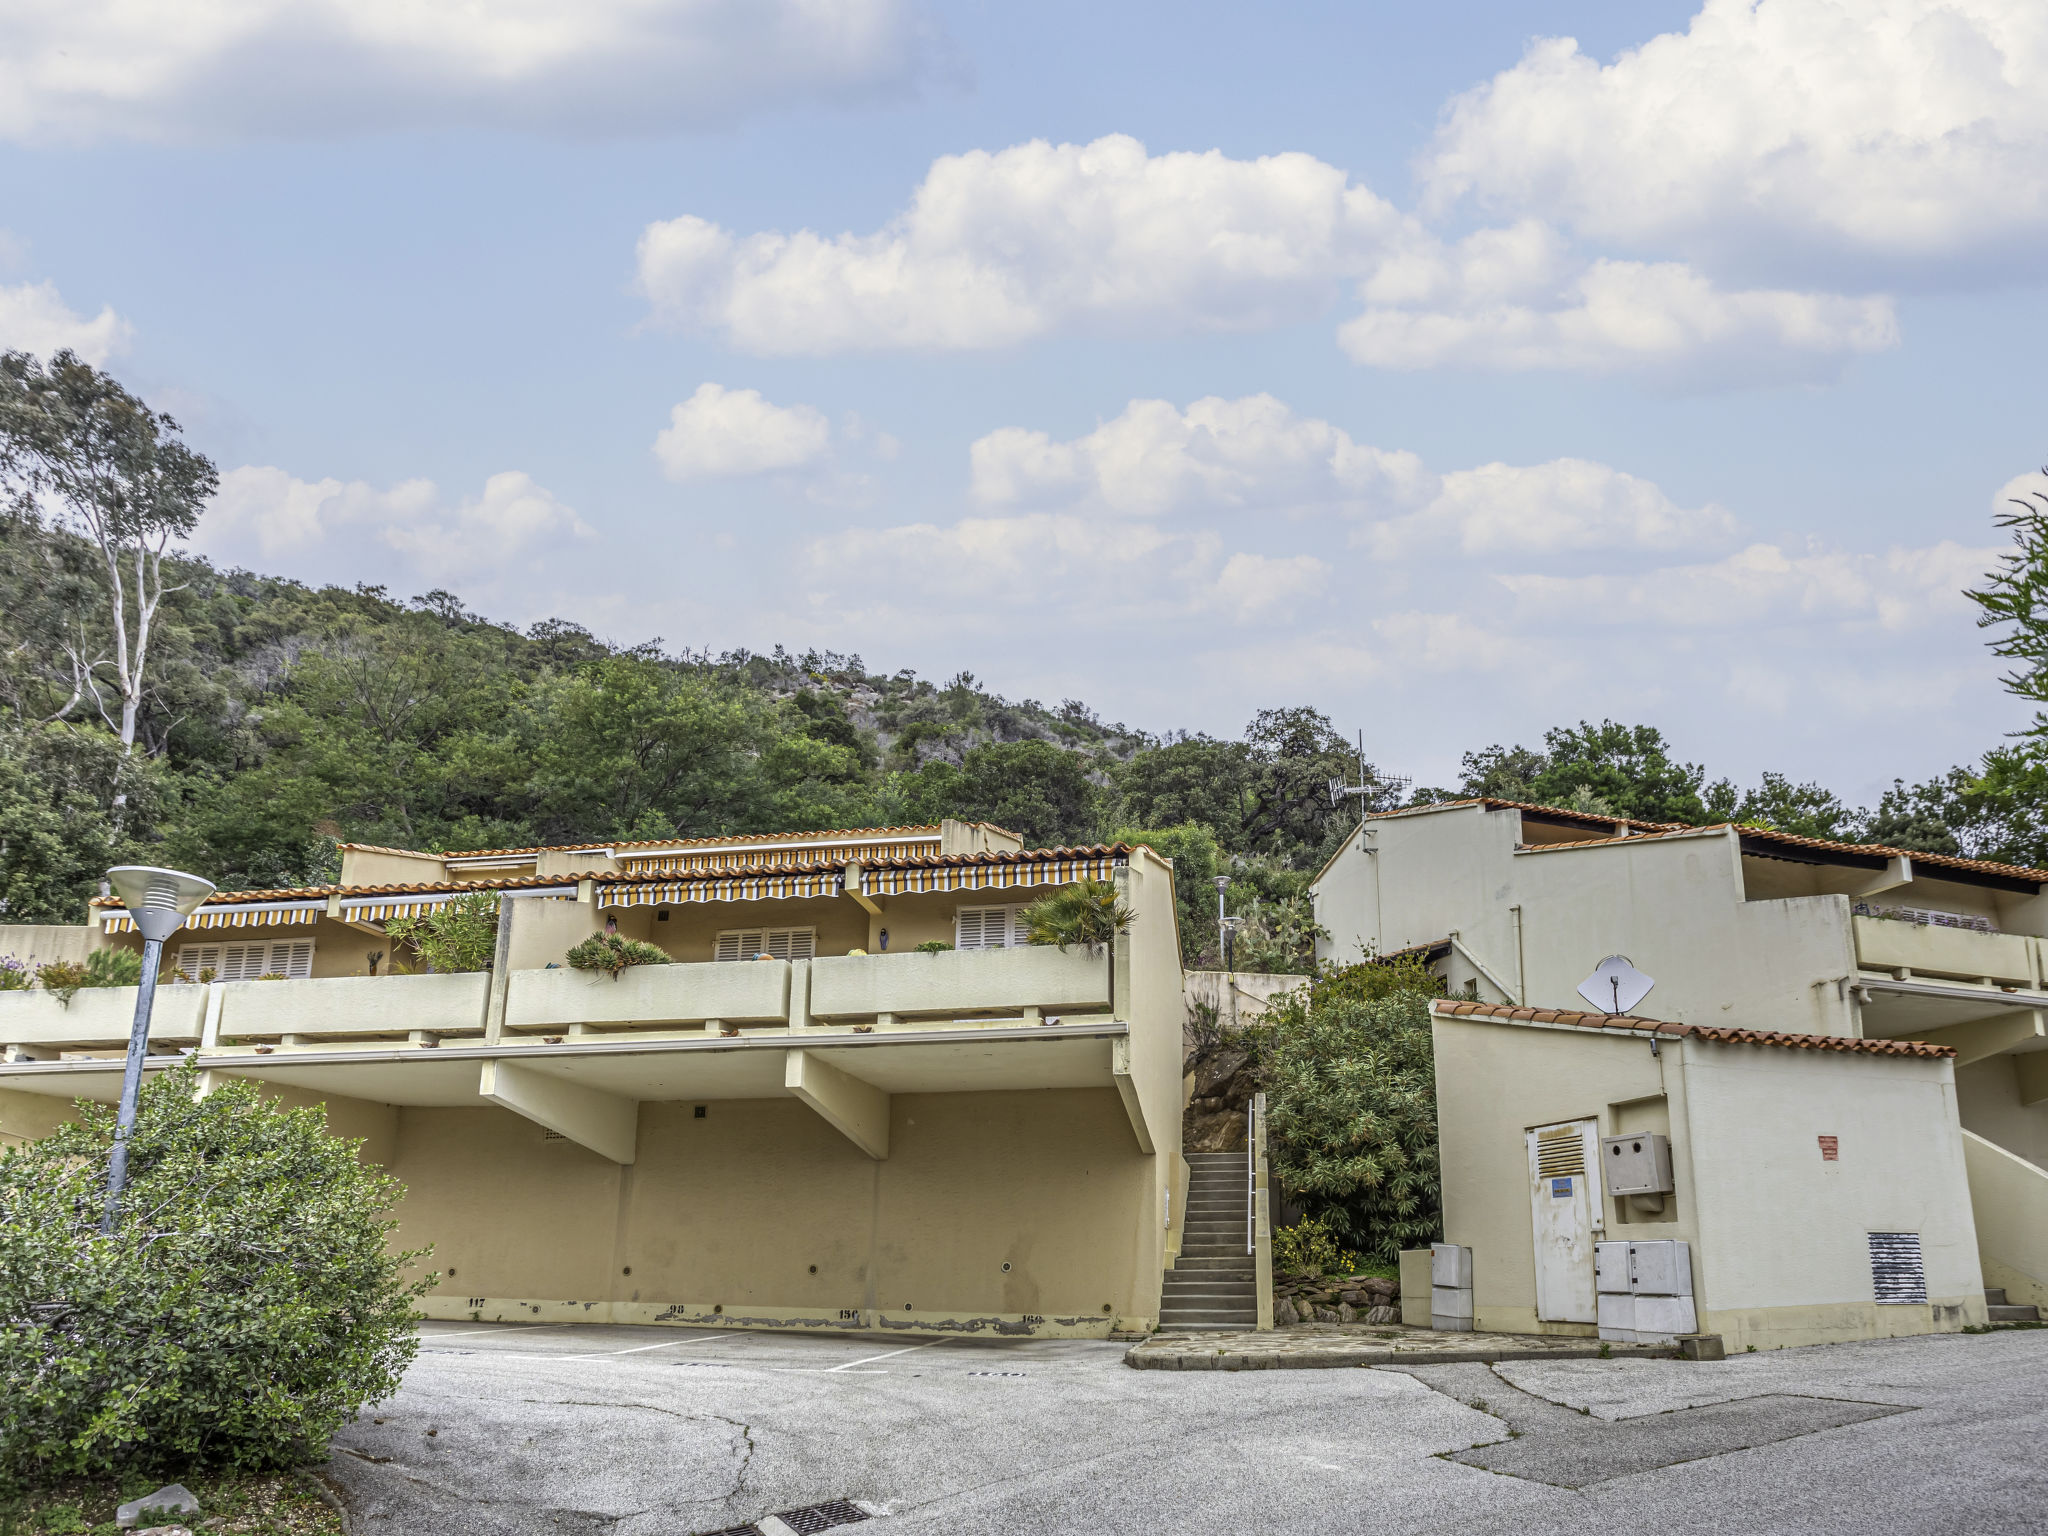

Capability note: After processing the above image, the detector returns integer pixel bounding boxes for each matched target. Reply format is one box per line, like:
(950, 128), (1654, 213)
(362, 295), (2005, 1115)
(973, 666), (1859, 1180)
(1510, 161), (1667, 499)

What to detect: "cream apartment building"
(0, 822), (1192, 1338)
(1314, 797), (2048, 1329)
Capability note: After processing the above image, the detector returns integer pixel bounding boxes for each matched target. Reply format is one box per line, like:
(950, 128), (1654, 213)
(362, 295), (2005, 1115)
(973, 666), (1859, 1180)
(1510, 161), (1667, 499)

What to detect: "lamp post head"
(1214, 876), (1231, 893)
(106, 866), (215, 944)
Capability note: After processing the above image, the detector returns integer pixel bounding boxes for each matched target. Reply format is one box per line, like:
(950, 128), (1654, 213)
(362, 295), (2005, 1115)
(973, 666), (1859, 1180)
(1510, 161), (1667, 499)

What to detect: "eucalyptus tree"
(0, 351), (218, 824)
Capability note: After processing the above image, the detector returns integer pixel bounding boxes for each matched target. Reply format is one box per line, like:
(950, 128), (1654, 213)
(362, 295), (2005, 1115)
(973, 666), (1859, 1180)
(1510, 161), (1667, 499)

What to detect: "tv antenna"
(1328, 729), (1412, 812)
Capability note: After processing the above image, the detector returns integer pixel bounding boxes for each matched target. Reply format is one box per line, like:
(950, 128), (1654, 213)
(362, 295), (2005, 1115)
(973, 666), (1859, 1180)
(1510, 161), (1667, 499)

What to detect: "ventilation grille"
(1869, 1232), (1927, 1304)
(1535, 1128), (1585, 1180)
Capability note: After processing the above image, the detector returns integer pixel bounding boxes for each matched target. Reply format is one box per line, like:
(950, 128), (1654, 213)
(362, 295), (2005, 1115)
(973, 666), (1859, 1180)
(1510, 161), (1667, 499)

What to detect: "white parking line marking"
(421, 1324), (574, 1339)
(821, 1338), (948, 1372)
(494, 1332), (752, 1362)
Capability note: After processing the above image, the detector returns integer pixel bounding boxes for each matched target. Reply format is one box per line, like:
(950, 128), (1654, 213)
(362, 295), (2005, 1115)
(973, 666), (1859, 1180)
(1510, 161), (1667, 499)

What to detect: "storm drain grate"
(701, 1502), (872, 1536)
(774, 1501), (871, 1533)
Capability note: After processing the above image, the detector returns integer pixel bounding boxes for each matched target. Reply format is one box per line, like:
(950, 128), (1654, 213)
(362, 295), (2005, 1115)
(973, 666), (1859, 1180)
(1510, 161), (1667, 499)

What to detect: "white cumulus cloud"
(1495, 540), (1997, 630)
(653, 383), (833, 481)
(0, 280), (132, 364)
(969, 394), (1432, 517)
(637, 132), (1901, 382)
(965, 394), (1733, 557)
(636, 134), (1413, 354)
(204, 466), (590, 579)
(1342, 257), (1897, 382)
(0, 0), (931, 142)
(1420, 0), (2048, 277)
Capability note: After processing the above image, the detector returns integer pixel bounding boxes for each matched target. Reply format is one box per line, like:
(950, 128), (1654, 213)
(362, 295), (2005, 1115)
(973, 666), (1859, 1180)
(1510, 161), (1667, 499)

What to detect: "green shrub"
(384, 891), (499, 973)
(564, 932), (672, 978)
(1261, 989), (1441, 1265)
(1019, 878), (1134, 951)
(0, 956), (28, 991)
(30, 962), (87, 1005)
(0, 1061), (430, 1487)
(1272, 1214), (1365, 1278)
(911, 940), (952, 954)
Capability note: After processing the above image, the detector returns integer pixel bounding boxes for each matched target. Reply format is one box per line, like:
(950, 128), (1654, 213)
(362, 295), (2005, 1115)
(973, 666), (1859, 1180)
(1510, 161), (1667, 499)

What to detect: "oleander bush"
(0, 1061), (431, 1488)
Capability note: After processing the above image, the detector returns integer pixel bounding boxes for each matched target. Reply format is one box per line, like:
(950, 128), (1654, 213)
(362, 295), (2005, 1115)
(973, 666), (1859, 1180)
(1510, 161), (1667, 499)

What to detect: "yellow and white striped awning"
(599, 870), (844, 908)
(861, 852), (1124, 897)
(620, 843), (936, 877)
(339, 894), (464, 923)
(102, 899), (324, 934)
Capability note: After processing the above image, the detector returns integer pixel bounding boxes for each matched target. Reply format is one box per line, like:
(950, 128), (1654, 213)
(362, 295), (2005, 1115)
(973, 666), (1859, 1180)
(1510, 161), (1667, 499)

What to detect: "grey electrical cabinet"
(1600, 1132), (1674, 1196)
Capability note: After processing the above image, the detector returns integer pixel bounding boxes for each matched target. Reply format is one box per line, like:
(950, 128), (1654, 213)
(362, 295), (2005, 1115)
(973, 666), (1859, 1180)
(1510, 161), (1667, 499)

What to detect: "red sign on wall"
(1818, 1135), (1840, 1161)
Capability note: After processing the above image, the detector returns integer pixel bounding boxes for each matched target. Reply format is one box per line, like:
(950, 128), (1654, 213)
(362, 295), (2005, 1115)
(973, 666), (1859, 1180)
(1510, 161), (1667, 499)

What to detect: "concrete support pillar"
(479, 1059), (638, 1164)
(784, 1048), (889, 1159)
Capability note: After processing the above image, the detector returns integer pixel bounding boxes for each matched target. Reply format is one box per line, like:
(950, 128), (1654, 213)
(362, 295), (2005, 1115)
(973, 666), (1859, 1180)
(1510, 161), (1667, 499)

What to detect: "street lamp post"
(1214, 875), (1232, 972)
(101, 865), (215, 1233)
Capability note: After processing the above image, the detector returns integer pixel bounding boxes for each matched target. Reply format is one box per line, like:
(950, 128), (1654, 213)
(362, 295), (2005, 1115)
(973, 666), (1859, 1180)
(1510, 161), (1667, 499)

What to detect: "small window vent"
(1869, 1232), (1927, 1304)
(541, 1128), (566, 1142)
(1534, 1127), (1584, 1180)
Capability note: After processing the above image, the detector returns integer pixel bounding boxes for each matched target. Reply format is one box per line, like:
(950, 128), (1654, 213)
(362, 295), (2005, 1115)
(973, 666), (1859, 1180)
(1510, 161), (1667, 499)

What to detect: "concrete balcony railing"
(504, 960), (792, 1033)
(808, 946), (1111, 1022)
(0, 983), (207, 1049)
(0, 948), (1117, 1054)
(215, 972), (488, 1043)
(1853, 915), (2037, 988)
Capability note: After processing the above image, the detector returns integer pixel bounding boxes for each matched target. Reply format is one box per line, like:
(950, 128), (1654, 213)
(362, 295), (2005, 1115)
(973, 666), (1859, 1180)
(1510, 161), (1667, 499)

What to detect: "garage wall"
(389, 1085), (1156, 1336)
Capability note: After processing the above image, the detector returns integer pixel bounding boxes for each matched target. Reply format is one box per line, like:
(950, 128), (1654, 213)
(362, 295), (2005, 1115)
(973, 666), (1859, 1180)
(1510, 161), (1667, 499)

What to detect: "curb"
(1124, 1339), (1677, 1371)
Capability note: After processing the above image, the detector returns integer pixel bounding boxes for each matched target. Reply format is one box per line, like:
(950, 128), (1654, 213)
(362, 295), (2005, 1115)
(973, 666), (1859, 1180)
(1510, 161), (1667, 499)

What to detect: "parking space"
(322, 1322), (2048, 1536)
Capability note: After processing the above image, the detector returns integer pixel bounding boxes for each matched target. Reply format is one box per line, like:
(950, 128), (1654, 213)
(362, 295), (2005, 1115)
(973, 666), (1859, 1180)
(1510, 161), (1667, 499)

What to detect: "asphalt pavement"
(320, 1321), (2048, 1535)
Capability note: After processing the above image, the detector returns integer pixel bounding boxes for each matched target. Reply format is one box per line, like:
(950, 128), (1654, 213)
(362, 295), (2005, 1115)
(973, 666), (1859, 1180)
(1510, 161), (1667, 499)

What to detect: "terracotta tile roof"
(1372, 797), (1691, 833)
(1511, 818), (2048, 887)
(856, 842), (1130, 869)
(1729, 823), (2048, 885)
(335, 824), (971, 862)
(93, 842), (1119, 910)
(1430, 998), (1956, 1057)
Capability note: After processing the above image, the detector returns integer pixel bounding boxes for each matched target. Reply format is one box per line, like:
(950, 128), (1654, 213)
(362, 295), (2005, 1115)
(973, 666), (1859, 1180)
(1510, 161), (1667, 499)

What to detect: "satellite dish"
(1577, 955), (1654, 1015)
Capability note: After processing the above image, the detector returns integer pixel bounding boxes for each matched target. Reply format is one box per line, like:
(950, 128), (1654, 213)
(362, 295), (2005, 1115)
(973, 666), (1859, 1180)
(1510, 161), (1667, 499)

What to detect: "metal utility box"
(1600, 1132), (1674, 1196)
(1627, 1239), (1693, 1297)
(1594, 1240), (1631, 1294)
(1431, 1242), (1473, 1289)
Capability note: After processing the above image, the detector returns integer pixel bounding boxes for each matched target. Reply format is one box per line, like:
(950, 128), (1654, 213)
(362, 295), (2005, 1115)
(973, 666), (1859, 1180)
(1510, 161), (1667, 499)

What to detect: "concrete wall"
(1962, 1130), (2048, 1311)
(1316, 808), (1858, 1035)
(0, 1083), (81, 1147)
(394, 1087), (1157, 1335)
(1183, 971), (1309, 1032)
(1434, 1012), (1986, 1350)
(339, 848), (448, 886)
(0, 924), (104, 967)
(1121, 848), (1185, 1283)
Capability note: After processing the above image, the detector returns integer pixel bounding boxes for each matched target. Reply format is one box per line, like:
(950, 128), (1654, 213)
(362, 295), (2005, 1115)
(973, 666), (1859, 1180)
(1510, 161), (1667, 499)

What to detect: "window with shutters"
(173, 940), (315, 981)
(713, 928), (815, 962)
(955, 904), (1028, 950)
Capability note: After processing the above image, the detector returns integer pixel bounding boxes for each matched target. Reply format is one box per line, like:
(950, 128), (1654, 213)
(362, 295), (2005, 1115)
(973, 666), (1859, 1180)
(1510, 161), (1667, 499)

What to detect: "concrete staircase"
(1161, 1151), (1257, 1332)
(1986, 1288), (2042, 1324)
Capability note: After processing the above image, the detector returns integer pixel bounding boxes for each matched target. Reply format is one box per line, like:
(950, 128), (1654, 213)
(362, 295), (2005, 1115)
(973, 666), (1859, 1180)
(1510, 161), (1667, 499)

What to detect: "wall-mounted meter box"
(1600, 1132), (1674, 1196)
(1594, 1241), (1631, 1294)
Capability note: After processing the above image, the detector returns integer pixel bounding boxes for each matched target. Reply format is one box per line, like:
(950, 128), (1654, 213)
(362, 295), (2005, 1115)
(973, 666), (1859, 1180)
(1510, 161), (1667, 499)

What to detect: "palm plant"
(1019, 878), (1135, 951)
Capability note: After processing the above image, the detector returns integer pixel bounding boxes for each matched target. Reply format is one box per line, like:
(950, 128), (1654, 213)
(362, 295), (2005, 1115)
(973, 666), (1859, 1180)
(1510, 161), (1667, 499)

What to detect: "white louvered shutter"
(174, 944), (222, 980)
(715, 931), (760, 962)
(957, 905), (1027, 950)
(955, 908), (989, 949)
(768, 928), (815, 961)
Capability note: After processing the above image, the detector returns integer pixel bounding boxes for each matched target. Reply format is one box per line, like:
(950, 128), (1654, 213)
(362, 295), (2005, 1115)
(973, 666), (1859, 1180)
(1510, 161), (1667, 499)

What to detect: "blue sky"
(3, 0), (2043, 803)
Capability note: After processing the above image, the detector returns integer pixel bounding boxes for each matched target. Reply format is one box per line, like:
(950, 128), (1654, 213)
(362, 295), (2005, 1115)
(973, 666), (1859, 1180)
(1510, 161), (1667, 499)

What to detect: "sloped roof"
(1431, 998), (1955, 1057)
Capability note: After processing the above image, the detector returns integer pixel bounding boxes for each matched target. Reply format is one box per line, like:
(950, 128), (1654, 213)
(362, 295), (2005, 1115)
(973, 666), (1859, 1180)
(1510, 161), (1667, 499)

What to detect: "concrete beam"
(1112, 1035), (1153, 1153)
(479, 1059), (638, 1164)
(1929, 1010), (2046, 1067)
(1852, 854), (1914, 898)
(844, 864), (883, 917)
(785, 1048), (889, 1159)
(2017, 1052), (2048, 1107)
